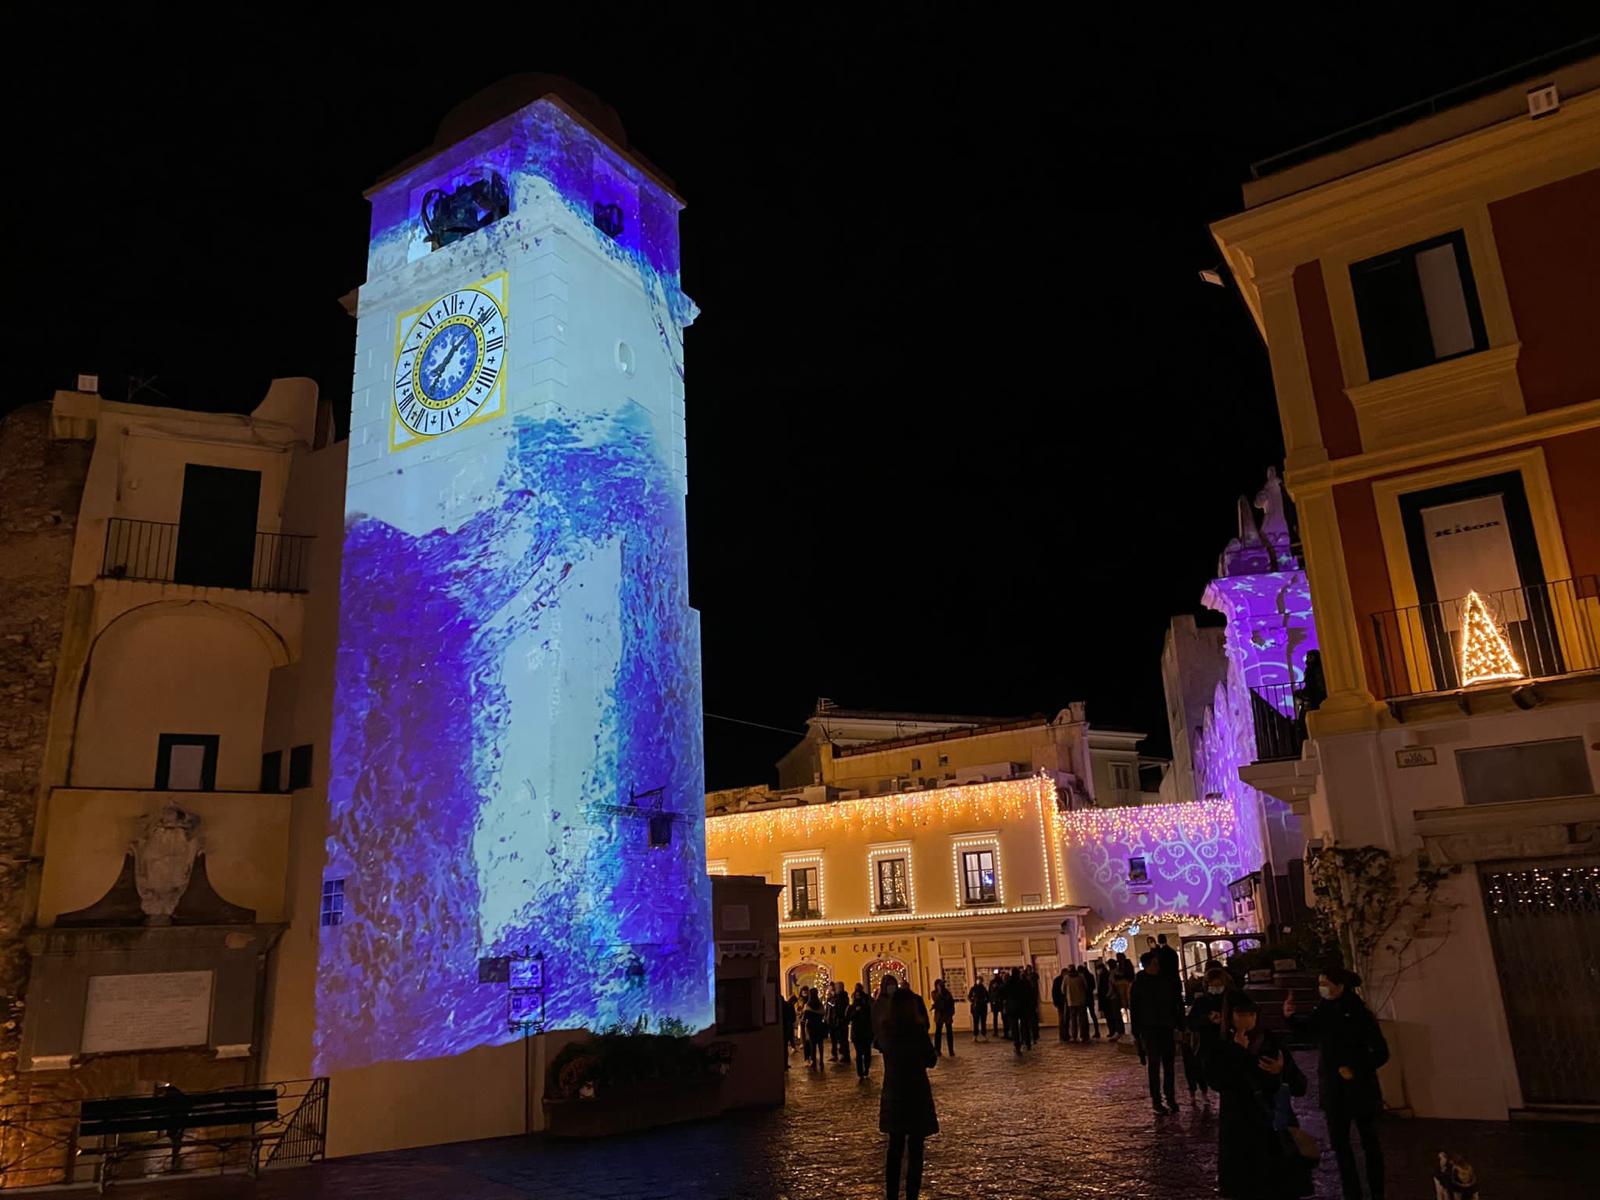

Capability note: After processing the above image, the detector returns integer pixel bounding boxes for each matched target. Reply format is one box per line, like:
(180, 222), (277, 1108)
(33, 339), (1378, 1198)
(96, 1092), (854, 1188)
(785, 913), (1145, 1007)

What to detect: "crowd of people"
(780, 936), (1391, 1200)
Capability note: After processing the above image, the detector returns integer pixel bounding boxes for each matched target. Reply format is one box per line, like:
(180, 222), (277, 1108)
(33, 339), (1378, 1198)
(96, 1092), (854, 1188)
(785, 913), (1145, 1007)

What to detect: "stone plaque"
(81, 971), (213, 1054)
(1395, 746), (1438, 769)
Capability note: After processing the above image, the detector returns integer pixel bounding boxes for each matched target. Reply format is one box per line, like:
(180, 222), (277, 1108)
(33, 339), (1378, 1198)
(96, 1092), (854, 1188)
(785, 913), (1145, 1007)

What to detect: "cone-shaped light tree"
(1459, 590), (1524, 685)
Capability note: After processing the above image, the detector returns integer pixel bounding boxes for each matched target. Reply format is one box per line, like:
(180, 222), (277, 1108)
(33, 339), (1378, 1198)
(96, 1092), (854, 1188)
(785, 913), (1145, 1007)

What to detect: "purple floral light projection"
(1194, 469), (1317, 904)
(1059, 800), (1250, 927)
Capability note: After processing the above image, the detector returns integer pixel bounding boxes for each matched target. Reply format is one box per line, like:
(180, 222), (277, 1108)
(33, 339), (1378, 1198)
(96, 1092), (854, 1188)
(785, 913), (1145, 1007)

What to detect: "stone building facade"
(0, 401), (93, 1101)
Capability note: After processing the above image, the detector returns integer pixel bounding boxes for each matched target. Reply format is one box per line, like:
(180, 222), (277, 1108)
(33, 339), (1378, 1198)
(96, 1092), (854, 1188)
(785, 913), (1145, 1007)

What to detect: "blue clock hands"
(425, 327), (473, 396)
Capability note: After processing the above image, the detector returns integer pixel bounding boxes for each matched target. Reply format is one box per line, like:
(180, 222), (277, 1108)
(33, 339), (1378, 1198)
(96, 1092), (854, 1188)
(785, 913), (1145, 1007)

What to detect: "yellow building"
(707, 773), (1088, 1005)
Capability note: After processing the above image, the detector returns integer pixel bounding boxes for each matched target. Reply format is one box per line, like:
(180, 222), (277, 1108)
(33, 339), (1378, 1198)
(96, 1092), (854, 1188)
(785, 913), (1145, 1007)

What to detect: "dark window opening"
(876, 857), (909, 910)
(592, 201), (625, 239)
(156, 733), (218, 791)
(788, 867), (819, 919)
(175, 464), (260, 590)
(715, 977), (761, 1034)
(260, 750), (283, 793)
(288, 743), (314, 790)
(962, 850), (997, 904)
(1128, 855), (1149, 884)
(1349, 230), (1487, 381)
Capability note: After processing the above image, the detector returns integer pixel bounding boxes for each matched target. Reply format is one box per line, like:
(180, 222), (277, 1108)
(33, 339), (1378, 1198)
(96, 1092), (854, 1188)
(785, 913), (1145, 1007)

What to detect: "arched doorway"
(787, 961), (831, 996)
(863, 958), (909, 995)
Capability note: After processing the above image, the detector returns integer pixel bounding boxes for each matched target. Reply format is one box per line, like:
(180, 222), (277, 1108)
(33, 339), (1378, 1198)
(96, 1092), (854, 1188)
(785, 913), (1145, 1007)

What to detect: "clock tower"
(319, 78), (711, 1074)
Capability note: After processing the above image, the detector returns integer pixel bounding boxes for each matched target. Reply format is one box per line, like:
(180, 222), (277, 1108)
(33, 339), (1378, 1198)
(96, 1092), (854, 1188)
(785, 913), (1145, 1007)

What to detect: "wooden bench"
(78, 1086), (280, 1191)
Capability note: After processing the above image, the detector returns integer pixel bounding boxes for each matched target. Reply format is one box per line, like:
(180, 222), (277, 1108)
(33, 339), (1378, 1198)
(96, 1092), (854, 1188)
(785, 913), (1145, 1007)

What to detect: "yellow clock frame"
(388, 271), (508, 451)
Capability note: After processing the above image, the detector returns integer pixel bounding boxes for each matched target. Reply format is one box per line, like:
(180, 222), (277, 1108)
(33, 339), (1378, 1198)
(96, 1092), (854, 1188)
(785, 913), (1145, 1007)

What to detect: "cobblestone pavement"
(120, 1031), (1586, 1199)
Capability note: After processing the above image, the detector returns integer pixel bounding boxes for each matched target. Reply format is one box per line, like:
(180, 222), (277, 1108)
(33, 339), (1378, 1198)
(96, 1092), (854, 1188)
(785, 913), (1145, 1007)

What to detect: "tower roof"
(374, 74), (680, 199)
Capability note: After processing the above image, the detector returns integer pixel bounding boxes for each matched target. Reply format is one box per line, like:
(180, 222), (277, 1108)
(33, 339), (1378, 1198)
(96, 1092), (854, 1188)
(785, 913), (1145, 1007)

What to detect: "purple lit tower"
(317, 79), (713, 1075)
(1196, 468), (1317, 933)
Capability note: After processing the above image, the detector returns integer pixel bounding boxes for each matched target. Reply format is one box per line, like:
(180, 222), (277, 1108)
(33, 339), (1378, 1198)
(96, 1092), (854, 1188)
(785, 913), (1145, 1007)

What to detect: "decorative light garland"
(1055, 797), (1235, 846)
(705, 775), (1055, 847)
(1458, 589), (1524, 686)
(706, 860), (728, 876)
(1088, 911), (1234, 949)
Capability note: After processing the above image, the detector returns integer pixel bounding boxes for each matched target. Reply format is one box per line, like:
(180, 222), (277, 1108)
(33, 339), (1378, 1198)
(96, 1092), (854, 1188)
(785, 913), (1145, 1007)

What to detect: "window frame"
(788, 866), (819, 918)
(155, 733), (219, 791)
(320, 877), (346, 928)
(780, 852), (825, 922)
(1348, 228), (1488, 382)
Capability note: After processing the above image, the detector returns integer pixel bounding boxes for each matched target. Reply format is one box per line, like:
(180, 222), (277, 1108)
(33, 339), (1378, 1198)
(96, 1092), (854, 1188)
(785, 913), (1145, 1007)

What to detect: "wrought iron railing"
(101, 517), (312, 593)
(0, 1077), (327, 1190)
(1370, 576), (1600, 701)
(1249, 682), (1308, 762)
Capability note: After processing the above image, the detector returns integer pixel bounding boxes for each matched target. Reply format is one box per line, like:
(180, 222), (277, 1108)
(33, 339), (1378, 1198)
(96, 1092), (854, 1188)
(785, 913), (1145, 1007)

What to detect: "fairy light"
(866, 843), (916, 914)
(1055, 797), (1235, 846)
(777, 898), (1071, 931)
(951, 834), (1003, 908)
(1088, 912), (1233, 949)
(1459, 589), (1524, 686)
(706, 860), (728, 876)
(1035, 794), (1055, 905)
(705, 775), (1051, 846)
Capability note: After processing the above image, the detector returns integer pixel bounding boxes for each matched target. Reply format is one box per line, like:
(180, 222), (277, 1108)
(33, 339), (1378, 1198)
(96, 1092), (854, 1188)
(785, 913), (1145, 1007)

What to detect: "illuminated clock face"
(392, 286), (506, 438)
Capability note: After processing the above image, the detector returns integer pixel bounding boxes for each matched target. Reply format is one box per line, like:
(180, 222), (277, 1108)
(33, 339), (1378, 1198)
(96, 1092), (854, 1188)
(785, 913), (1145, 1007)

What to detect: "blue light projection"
(317, 94), (712, 1074)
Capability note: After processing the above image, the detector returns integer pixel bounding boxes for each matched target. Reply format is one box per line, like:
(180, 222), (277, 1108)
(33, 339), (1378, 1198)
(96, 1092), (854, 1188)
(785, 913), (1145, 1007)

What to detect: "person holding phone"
(1209, 994), (1312, 1198)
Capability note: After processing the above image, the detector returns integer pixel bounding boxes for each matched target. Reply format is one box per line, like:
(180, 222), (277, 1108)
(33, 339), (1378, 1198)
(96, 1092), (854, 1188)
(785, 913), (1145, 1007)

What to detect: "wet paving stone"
(117, 1032), (1587, 1198)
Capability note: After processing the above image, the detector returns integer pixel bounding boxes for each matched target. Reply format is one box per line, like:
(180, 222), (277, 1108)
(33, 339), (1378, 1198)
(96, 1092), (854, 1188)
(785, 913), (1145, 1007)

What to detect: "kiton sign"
(1432, 518), (1503, 537)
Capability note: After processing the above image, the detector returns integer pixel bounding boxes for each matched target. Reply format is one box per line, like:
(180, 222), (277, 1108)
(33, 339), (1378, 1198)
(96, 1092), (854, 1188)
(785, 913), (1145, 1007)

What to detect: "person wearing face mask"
(1184, 966), (1233, 1103)
(1210, 994), (1313, 1198)
(1284, 969), (1388, 1200)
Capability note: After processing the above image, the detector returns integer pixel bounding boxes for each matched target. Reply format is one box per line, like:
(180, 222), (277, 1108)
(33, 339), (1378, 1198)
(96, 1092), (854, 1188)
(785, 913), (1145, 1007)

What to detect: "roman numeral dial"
(392, 280), (507, 441)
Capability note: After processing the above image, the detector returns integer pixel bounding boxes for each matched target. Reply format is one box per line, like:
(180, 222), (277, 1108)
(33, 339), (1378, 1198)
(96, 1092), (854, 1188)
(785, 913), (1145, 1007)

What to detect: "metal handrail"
(1369, 576), (1600, 700)
(0, 1077), (327, 1190)
(1249, 682), (1308, 763)
(101, 517), (312, 593)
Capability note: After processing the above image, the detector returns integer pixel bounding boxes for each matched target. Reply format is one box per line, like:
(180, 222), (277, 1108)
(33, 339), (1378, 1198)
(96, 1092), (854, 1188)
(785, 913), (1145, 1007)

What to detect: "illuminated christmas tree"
(1459, 590), (1523, 685)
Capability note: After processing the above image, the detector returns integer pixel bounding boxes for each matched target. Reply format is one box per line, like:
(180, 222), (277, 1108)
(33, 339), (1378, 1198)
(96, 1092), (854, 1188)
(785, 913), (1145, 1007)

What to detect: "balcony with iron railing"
(1249, 681), (1310, 762)
(101, 518), (312, 594)
(1370, 576), (1600, 701)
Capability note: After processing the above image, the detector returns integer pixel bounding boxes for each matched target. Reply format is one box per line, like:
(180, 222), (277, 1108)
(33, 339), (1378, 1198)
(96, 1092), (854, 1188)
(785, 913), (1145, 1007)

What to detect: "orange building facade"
(1214, 57), (1600, 1119)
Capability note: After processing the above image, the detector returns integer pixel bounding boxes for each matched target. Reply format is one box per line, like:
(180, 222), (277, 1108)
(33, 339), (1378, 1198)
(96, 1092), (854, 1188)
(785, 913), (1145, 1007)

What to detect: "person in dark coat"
(781, 992), (797, 1065)
(989, 972), (1005, 1035)
(849, 983), (876, 1079)
(879, 986), (938, 1200)
(1208, 994), (1313, 1199)
(1051, 968), (1068, 1041)
(930, 979), (957, 1057)
(1080, 964), (1101, 1038)
(1097, 961), (1124, 1039)
(803, 989), (827, 1068)
(1284, 969), (1389, 1200)
(1130, 951), (1182, 1113)
(1185, 966), (1233, 1100)
(829, 981), (852, 1064)
(967, 979), (989, 1042)
(1155, 933), (1183, 1002)
(1004, 969), (1032, 1055)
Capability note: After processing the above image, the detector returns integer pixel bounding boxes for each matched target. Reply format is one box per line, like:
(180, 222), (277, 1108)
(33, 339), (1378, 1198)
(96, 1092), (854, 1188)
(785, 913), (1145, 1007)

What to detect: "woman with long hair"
(878, 986), (938, 1199)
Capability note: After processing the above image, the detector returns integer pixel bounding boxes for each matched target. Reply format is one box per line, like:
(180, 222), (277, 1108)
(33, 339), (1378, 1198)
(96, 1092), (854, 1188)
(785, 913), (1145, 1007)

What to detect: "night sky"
(10, 13), (1595, 788)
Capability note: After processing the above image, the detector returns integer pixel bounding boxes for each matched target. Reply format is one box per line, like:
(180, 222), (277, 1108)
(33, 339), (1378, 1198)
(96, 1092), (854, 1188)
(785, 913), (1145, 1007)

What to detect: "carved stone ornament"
(132, 805), (202, 924)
